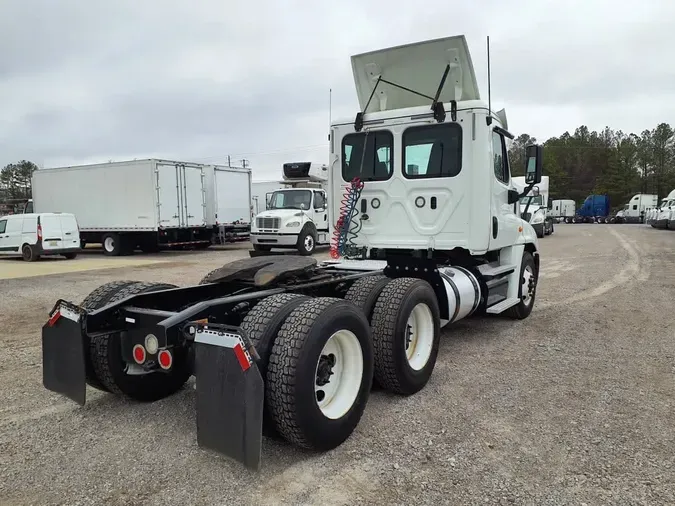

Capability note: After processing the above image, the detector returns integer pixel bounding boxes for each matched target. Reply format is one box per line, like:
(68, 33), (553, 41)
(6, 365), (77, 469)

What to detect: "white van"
(0, 213), (81, 261)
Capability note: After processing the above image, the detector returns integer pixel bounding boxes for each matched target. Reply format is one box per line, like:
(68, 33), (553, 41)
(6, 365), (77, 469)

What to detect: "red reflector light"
(133, 344), (146, 364)
(233, 343), (251, 371)
(158, 349), (172, 370)
(47, 311), (61, 327)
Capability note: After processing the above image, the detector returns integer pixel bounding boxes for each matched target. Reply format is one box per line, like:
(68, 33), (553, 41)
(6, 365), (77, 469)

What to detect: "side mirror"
(525, 144), (543, 184)
(508, 189), (520, 204)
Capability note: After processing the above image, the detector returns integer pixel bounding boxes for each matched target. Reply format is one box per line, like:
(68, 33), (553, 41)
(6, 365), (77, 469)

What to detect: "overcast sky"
(1, 0), (673, 180)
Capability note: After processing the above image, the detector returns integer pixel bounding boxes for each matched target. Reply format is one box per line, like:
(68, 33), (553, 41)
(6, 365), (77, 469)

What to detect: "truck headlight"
(286, 221), (301, 228)
(531, 212), (545, 224)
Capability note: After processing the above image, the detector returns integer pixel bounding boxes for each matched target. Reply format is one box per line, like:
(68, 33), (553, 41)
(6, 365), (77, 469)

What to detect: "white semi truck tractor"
(512, 176), (553, 237)
(40, 35), (544, 471)
(249, 162), (330, 255)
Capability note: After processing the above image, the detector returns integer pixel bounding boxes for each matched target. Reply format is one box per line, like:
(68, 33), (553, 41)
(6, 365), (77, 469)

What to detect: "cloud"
(1, 0), (673, 180)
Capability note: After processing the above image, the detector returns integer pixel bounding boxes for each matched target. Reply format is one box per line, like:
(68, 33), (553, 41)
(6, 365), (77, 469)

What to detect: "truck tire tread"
(267, 297), (373, 450)
(370, 277), (441, 395)
(344, 275), (391, 322)
(80, 280), (141, 391)
(90, 282), (191, 401)
(240, 293), (310, 436)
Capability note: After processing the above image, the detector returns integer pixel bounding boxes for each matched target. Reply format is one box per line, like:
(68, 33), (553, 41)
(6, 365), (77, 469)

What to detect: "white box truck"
(204, 164), (252, 243)
(251, 180), (283, 215)
(30, 159), (211, 255)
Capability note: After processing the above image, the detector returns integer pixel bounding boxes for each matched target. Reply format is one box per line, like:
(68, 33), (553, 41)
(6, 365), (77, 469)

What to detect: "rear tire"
(240, 293), (310, 436)
(370, 277), (441, 395)
(344, 275), (391, 322)
(81, 280), (144, 391)
(266, 297), (373, 450)
(22, 244), (39, 262)
(102, 233), (122, 256)
(89, 282), (191, 402)
(505, 251), (537, 320)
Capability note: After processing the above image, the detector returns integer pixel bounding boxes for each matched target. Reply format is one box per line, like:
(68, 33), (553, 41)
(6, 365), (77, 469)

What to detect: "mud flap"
(41, 303), (87, 406)
(194, 326), (264, 470)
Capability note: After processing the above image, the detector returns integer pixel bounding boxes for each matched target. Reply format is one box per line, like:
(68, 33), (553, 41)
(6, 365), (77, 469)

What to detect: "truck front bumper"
(250, 233), (298, 247)
(42, 300), (264, 470)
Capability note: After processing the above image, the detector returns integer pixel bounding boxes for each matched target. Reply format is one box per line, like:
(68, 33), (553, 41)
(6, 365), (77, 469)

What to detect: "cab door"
(312, 190), (328, 231)
(489, 130), (520, 250)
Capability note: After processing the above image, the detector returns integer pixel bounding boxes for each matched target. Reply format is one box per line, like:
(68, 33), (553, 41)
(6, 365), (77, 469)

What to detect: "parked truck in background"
(31, 159), (211, 255)
(652, 189), (675, 229)
(611, 193), (657, 223)
(204, 164), (252, 244)
(249, 162), (330, 255)
(251, 180), (283, 215)
(570, 194), (610, 223)
(550, 199), (575, 223)
(512, 175), (553, 237)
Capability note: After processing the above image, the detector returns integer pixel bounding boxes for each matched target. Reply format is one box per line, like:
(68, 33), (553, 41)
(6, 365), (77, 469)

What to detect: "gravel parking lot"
(1, 227), (674, 505)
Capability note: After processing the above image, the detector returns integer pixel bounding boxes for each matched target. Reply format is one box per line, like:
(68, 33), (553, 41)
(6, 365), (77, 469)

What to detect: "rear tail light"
(37, 224), (43, 241)
(132, 344), (147, 364)
(158, 349), (172, 370)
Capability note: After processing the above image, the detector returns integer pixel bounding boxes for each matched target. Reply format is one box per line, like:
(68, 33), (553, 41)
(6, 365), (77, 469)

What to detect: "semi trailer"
(41, 35), (543, 471)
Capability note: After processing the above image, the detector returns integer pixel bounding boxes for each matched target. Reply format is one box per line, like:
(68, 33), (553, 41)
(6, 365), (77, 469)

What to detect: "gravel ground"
(0, 227), (674, 505)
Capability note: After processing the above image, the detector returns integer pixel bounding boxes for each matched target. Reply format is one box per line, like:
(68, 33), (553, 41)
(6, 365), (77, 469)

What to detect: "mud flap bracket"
(194, 326), (264, 470)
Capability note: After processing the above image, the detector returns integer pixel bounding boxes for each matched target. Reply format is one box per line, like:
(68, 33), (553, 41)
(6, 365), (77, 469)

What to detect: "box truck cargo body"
(204, 164), (252, 243)
(31, 159), (211, 255)
(251, 180), (283, 215)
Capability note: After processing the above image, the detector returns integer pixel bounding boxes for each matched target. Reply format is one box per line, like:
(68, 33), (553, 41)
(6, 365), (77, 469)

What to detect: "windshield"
(519, 195), (544, 206)
(268, 190), (311, 210)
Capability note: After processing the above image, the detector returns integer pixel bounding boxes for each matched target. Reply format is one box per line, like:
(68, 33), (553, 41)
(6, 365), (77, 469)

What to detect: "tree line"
(508, 123), (675, 210)
(3, 122), (674, 213)
(0, 160), (38, 200)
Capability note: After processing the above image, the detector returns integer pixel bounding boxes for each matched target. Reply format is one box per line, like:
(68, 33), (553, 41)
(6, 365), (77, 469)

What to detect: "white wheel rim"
(304, 235), (314, 251)
(522, 265), (535, 306)
(314, 330), (363, 420)
(404, 303), (434, 371)
(104, 237), (115, 252)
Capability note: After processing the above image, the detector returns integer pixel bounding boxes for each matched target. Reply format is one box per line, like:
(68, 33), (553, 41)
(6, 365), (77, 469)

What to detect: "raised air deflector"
(350, 35), (481, 113)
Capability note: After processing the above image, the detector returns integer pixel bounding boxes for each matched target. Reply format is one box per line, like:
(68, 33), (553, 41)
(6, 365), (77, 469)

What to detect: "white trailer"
(251, 180), (283, 215)
(653, 189), (675, 229)
(550, 199), (575, 222)
(31, 159), (212, 255)
(41, 35), (545, 471)
(204, 164), (252, 243)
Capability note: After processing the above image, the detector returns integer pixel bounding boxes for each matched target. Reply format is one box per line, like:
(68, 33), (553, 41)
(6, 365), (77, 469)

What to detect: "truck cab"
(249, 162), (330, 255)
(653, 190), (675, 229)
(613, 193), (657, 223)
(512, 176), (552, 238)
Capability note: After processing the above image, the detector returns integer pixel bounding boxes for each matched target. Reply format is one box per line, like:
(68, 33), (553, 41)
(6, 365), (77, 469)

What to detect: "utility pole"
(241, 159), (249, 169)
(227, 155), (231, 167)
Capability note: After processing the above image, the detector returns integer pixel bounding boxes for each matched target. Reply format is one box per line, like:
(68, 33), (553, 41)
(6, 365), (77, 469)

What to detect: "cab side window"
(0, 220), (6, 234)
(492, 131), (509, 184)
(313, 191), (326, 209)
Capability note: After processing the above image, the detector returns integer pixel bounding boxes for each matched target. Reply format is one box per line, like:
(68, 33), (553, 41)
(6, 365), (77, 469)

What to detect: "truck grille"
(257, 217), (280, 230)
